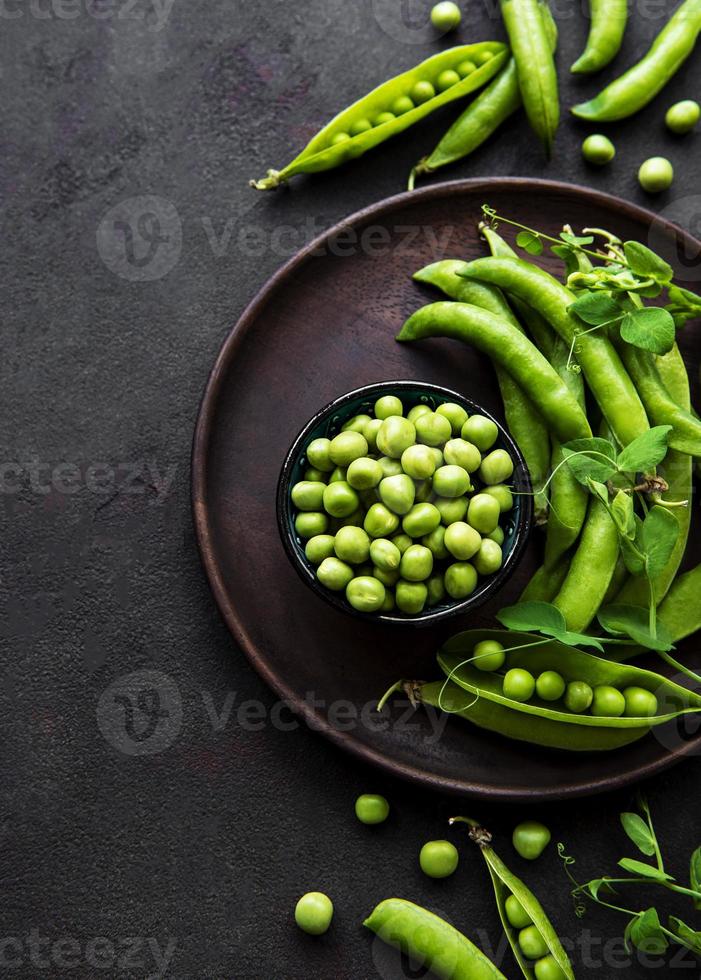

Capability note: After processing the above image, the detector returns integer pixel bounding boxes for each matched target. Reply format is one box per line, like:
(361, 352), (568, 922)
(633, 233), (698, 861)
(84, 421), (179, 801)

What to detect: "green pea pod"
(397, 302), (592, 444)
(459, 256), (650, 447)
(573, 0), (701, 121)
(500, 0), (559, 155)
(364, 898), (507, 980)
(659, 564), (701, 643)
(450, 817), (574, 980)
(413, 260), (550, 521)
(603, 553), (629, 605)
(409, 5), (558, 187)
(250, 43), (508, 189)
(520, 559), (568, 603)
(571, 0), (628, 74)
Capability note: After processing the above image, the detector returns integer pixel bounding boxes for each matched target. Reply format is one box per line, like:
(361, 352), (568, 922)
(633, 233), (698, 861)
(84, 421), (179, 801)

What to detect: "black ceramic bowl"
(277, 381), (533, 625)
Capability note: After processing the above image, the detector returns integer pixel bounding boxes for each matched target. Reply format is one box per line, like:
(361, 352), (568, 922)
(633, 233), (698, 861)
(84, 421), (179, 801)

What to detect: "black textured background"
(2, 1), (701, 977)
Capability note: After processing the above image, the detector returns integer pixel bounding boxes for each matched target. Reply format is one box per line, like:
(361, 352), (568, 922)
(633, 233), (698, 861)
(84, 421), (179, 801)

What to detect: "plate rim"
(192, 176), (701, 801)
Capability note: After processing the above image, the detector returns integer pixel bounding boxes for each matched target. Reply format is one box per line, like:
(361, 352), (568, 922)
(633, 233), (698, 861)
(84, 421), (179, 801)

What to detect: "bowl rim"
(276, 379), (533, 625)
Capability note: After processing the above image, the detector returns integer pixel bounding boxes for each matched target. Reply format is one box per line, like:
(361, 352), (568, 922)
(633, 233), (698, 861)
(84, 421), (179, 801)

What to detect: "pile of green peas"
(291, 394), (516, 616)
(471, 641), (659, 718)
(505, 893), (566, 980)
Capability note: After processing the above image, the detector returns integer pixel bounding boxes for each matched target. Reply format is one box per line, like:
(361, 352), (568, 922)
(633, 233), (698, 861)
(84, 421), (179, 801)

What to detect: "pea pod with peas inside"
(249, 43), (508, 190)
(571, 0), (628, 74)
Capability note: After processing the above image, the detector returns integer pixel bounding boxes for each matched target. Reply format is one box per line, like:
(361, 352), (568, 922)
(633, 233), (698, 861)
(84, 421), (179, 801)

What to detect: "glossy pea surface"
(295, 892), (333, 935)
(512, 821), (551, 860)
(355, 794), (390, 825)
(419, 840), (459, 878)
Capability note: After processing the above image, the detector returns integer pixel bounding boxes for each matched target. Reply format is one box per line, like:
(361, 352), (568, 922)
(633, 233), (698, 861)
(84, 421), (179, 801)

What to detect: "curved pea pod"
(659, 564), (701, 642)
(450, 817), (574, 980)
(520, 559), (568, 603)
(436, 628), (701, 751)
(571, 0), (628, 74)
(364, 897), (507, 980)
(250, 43), (508, 190)
(573, 0), (701, 121)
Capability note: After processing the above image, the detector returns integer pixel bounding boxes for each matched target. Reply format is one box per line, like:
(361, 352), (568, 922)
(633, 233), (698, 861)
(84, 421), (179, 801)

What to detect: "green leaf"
(569, 292), (622, 326)
(690, 847), (701, 910)
(496, 601), (566, 634)
(668, 916), (701, 955)
(642, 506), (680, 578)
(616, 426), (673, 475)
(588, 479), (611, 506)
(553, 630), (605, 652)
(666, 284), (701, 328)
(551, 244), (581, 279)
(620, 307), (676, 355)
(598, 604), (674, 652)
(610, 490), (636, 539)
(623, 242), (674, 283)
(560, 232), (594, 247)
(516, 230), (543, 255)
(618, 858), (674, 881)
(561, 437), (618, 486)
(629, 908), (668, 956)
(586, 877), (618, 900)
(621, 813), (656, 856)
(618, 517), (646, 576)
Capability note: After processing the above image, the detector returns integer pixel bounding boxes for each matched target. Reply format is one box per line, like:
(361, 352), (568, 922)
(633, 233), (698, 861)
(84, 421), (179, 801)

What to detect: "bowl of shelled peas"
(277, 381), (533, 624)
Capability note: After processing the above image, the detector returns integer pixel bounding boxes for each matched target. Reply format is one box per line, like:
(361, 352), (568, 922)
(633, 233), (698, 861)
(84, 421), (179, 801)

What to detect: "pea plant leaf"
(560, 231), (594, 247)
(618, 858), (674, 882)
(617, 516), (647, 576)
(642, 506), (680, 578)
(588, 479), (612, 507)
(569, 292), (622, 326)
(552, 244), (581, 278)
(620, 307), (676, 355)
(610, 490), (636, 539)
(668, 916), (701, 955)
(561, 437), (618, 486)
(666, 284), (701, 328)
(616, 426), (673, 475)
(496, 601), (605, 651)
(623, 242), (674, 284)
(621, 813), (657, 856)
(516, 230), (543, 255)
(690, 848), (701, 910)
(628, 907), (669, 956)
(597, 604), (674, 652)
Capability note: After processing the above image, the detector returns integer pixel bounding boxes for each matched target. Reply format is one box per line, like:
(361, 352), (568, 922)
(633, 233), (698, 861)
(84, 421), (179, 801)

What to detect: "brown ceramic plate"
(192, 178), (701, 800)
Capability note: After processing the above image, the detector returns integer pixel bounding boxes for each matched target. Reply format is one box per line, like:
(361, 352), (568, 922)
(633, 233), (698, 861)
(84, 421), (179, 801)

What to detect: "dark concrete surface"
(2, 1), (701, 977)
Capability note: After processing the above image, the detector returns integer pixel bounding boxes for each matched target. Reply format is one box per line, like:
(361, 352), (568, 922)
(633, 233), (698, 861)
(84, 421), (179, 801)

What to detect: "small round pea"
(392, 95), (415, 115)
(375, 394), (404, 419)
(342, 508), (365, 528)
(461, 415), (498, 451)
(295, 512), (329, 538)
(334, 525), (370, 564)
(401, 444), (436, 480)
(467, 493), (500, 534)
(364, 502), (400, 538)
(395, 579), (428, 613)
(370, 538), (401, 572)
(305, 534), (336, 565)
(415, 411), (452, 447)
(391, 532), (413, 554)
(473, 539), (503, 576)
(378, 456), (404, 479)
(381, 591), (395, 613)
(436, 402), (468, 434)
(331, 132), (351, 146)
(638, 156), (674, 193)
(479, 449), (514, 486)
(400, 544), (433, 582)
(564, 680), (593, 713)
(488, 525), (505, 545)
(433, 464), (471, 498)
(456, 59), (476, 77)
(373, 111), (396, 126)
(426, 573), (446, 607)
(430, 0), (461, 31)
(422, 525), (450, 560)
(373, 565), (400, 587)
(534, 956), (568, 980)
(435, 496), (469, 525)
(329, 430), (368, 467)
(346, 575), (385, 613)
(317, 557), (354, 591)
(292, 480), (326, 511)
(419, 839), (459, 878)
(505, 894), (532, 930)
(443, 438), (481, 472)
(376, 417), (416, 459)
(513, 821), (551, 861)
(295, 892), (333, 935)
(355, 793), (390, 825)
(364, 418), (383, 452)
(503, 668), (536, 702)
(437, 68), (461, 92)
(582, 133), (615, 165)
(346, 457), (383, 490)
(328, 466), (346, 483)
(323, 481), (359, 518)
(519, 925), (548, 960)
(591, 685), (626, 717)
(444, 521), (481, 560)
(343, 414), (372, 434)
(484, 484), (513, 511)
(472, 639), (505, 672)
(303, 466), (327, 483)
(429, 447), (444, 468)
(306, 437), (335, 472)
(536, 670), (566, 702)
(379, 474), (416, 516)
(403, 502), (442, 538)
(350, 117), (372, 136)
(407, 404), (432, 424)
(666, 99), (700, 134)
(444, 561), (477, 599)
(474, 49), (494, 65)
(623, 686), (658, 718)
(411, 80), (436, 105)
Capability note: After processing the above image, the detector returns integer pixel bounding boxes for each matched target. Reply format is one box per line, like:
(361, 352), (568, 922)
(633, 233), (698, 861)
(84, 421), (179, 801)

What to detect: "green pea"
(437, 68), (461, 92)
(435, 496), (469, 525)
(444, 561), (477, 599)
(373, 111), (396, 126)
(411, 80), (436, 105)
(623, 686), (658, 718)
(488, 525), (505, 545)
(444, 521), (481, 560)
(379, 474), (416, 515)
(391, 95), (415, 115)
(536, 670), (566, 702)
(473, 539), (503, 576)
(638, 156), (674, 193)
(665, 99), (700, 134)
(291, 480), (325, 511)
(419, 839), (459, 878)
(456, 59), (476, 77)
(395, 579), (428, 613)
(505, 894), (532, 929)
(519, 925), (548, 960)
(370, 538), (401, 572)
(415, 411), (452, 447)
(364, 503), (400, 538)
(433, 464), (471, 498)
(346, 575), (385, 612)
(343, 413), (372, 433)
(513, 821), (551, 861)
(401, 444), (436, 480)
(415, 479), (434, 504)
(374, 394), (404, 419)
(391, 532), (413, 554)
(402, 502), (441, 538)
(341, 508), (365, 528)
(306, 437), (335, 472)
(436, 402), (468, 434)
(430, 0), (461, 31)
(304, 466), (328, 483)
(400, 544), (433, 582)
(461, 415), (498, 451)
(376, 416), (416, 458)
(323, 481), (360, 518)
(534, 955), (568, 980)
(346, 457), (383, 490)
(426, 573), (446, 607)
(407, 404), (432, 423)
(378, 456), (404, 478)
(429, 447), (444, 468)
(474, 50), (494, 65)
(472, 639), (505, 672)
(373, 565), (400, 587)
(331, 132), (351, 146)
(295, 512), (329, 538)
(329, 430), (368, 466)
(484, 484), (513, 511)
(479, 449), (514, 485)
(365, 418), (383, 451)
(422, 525), (449, 560)
(317, 556), (354, 591)
(349, 117), (372, 136)
(305, 534), (336, 565)
(467, 493), (500, 534)
(443, 438), (481, 472)
(380, 590), (395, 613)
(591, 685), (626, 717)
(355, 793), (390, 825)
(328, 466), (346, 483)
(295, 892), (333, 935)
(564, 680), (593, 713)
(503, 668), (536, 702)
(334, 525), (370, 564)
(581, 133), (615, 165)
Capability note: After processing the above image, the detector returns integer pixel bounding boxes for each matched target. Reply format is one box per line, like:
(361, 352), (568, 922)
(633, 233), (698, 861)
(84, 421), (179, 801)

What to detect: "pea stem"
(481, 206), (612, 262)
(376, 680), (404, 713)
(656, 651), (701, 687)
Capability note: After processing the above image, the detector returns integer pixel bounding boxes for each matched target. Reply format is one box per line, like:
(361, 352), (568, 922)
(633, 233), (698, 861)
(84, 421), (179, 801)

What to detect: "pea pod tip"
(249, 169), (285, 191)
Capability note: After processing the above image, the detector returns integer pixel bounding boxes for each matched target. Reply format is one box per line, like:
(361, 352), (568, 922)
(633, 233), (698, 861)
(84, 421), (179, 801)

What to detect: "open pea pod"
(451, 817), (574, 980)
(250, 43), (508, 189)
